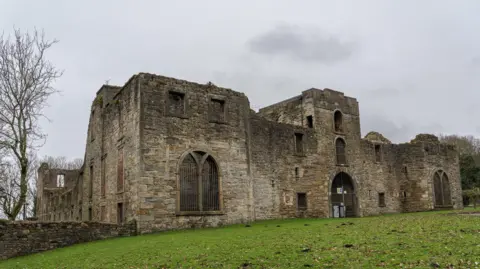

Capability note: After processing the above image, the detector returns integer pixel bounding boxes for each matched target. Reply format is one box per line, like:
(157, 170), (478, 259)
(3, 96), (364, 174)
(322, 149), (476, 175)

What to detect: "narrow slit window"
(89, 165), (94, 199)
(375, 144), (381, 162)
(334, 111), (343, 132)
(117, 203), (124, 224)
(295, 133), (304, 155)
(117, 149), (124, 192)
(335, 138), (347, 165)
(56, 174), (65, 187)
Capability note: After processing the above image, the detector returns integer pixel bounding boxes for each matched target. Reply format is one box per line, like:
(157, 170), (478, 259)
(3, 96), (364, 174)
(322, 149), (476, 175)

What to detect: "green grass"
(2, 209), (480, 268)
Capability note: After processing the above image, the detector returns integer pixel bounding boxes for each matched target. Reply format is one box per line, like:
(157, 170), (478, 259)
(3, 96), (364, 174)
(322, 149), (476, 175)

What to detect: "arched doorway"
(433, 170), (452, 208)
(330, 172), (357, 217)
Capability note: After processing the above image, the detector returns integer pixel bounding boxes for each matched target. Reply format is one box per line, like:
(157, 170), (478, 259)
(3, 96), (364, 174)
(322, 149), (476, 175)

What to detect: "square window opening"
(210, 98), (226, 122)
(168, 91), (185, 115)
(297, 193), (307, 210)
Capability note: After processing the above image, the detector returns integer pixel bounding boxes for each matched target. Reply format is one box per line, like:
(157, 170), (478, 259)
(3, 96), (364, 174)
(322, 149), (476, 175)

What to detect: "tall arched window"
(179, 151), (220, 212)
(335, 138), (347, 165)
(433, 170), (451, 207)
(334, 111), (343, 132)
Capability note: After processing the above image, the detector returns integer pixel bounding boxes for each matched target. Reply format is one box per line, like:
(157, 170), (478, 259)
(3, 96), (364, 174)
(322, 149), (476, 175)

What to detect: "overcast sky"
(1, 0), (479, 160)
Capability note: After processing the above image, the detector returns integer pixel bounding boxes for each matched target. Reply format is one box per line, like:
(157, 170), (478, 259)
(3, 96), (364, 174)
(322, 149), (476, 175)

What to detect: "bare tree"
(0, 28), (62, 220)
(39, 155), (83, 170)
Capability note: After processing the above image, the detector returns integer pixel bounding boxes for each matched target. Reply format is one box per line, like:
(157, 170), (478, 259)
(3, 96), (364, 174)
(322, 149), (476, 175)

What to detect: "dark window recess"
(295, 167), (300, 178)
(334, 111), (343, 132)
(210, 99), (226, 122)
(101, 206), (106, 221)
(295, 133), (304, 155)
(168, 91), (185, 115)
(403, 166), (408, 174)
(88, 207), (92, 221)
(117, 203), (124, 224)
(89, 165), (94, 199)
(335, 138), (347, 165)
(403, 191), (407, 199)
(434, 171), (452, 207)
(297, 193), (307, 210)
(306, 115), (313, 128)
(375, 145), (381, 162)
(117, 149), (124, 192)
(101, 158), (106, 198)
(378, 193), (386, 207)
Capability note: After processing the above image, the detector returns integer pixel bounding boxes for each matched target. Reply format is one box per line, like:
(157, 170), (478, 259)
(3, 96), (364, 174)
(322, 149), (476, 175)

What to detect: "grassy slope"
(1, 210), (479, 269)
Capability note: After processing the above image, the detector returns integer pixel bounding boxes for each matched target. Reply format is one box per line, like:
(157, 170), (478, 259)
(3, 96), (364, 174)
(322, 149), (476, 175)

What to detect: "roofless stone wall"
(0, 219), (137, 260)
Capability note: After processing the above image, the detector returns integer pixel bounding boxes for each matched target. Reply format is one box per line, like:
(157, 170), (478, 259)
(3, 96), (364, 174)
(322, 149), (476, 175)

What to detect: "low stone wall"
(0, 220), (137, 260)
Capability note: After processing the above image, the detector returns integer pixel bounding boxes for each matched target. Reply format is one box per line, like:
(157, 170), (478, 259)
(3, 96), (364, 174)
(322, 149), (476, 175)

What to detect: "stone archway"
(330, 172), (357, 217)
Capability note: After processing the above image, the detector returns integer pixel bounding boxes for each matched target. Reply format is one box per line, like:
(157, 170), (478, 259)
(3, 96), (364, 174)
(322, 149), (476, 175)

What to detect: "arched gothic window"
(335, 138), (347, 165)
(433, 170), (451, 207)
(179, 151), (220, 212)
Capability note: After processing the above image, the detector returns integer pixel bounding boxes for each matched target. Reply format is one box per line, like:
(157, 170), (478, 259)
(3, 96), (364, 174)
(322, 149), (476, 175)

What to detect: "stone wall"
(0, 220), (136, 260)
(135, 74), (254, 233)
(35, 72), (463, 234)
(82, 76), (141, 224)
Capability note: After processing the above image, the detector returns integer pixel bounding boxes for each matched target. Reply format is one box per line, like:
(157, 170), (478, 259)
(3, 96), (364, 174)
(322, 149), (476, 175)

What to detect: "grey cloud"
(247, 24), (355, 64)
(361, 113), (445, 144)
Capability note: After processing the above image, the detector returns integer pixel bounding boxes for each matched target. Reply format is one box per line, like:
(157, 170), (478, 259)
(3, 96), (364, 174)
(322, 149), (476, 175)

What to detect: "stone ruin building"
(36, 73), (463, 233)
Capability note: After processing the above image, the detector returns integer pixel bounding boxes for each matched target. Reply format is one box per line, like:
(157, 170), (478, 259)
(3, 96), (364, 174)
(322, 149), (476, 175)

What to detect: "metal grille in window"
(336, 138), (346, 164)
(168, 91), (185, 115)
(210, 99), (225, 122)
(202, 156), (220, 211)
(179, 152), (220, 212)
(180, 154), (199, 211)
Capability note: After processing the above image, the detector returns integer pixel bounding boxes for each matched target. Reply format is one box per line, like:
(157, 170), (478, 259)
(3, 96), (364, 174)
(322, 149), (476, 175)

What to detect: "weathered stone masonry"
(0, 220), (136, 260)
(36, 73), (463, 233)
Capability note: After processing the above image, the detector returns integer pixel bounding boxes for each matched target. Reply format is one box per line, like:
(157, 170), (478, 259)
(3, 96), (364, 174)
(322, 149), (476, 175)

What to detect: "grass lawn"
(1, 209), (479, 268)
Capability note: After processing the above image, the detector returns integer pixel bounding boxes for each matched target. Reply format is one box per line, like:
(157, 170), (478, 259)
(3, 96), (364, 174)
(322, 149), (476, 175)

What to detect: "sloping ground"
(1, 210), (479, 268)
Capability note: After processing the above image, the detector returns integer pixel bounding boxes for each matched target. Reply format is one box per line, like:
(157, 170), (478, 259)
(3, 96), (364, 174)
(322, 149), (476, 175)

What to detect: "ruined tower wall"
(135, 74), (253, 233)
(82, 76), (142, 223)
